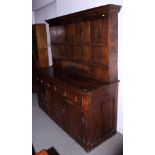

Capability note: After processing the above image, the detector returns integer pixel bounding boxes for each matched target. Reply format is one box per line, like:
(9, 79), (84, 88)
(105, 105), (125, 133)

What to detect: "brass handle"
(83, 88), (87, 92)
(54, 85), (57, 91)
(36, 77), (38, 81)
(64, 91), (66, 97)
(47, 83), (50, 88)
(75, 96), (78, 102)
(41, 79), (43, 83)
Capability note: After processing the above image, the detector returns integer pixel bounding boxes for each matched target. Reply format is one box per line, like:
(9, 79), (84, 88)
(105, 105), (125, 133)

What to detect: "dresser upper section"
(46, 4), (121, 82)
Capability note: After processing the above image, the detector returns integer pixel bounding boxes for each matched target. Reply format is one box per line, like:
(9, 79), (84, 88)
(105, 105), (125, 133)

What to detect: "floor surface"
(32, 93), (123, 155)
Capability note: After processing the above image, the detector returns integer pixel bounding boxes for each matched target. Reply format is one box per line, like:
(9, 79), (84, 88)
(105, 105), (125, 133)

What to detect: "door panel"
(53, 93), (63, 125)
(38, 81), (49, 114)
(89, 99), (115, 142)
(62, 98), (84, 141)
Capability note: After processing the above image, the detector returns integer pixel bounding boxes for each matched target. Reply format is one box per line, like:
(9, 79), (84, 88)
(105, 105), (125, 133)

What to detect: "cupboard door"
(48, 89), (55, 118)
(62, 98), (84, 142)
(38, 80), (49, 114)
(89, 99), (115, 143)
(49, 89), (63, 126)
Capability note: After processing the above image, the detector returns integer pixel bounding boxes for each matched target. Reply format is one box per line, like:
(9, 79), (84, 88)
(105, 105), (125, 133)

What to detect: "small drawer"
(46, 82), (59, 93)
(61, 88), (82, 105)
(51, 84), (59, 92)
(38, 78), (44, 85)
(41, 78), (48, 87)
(36, 76), (40, 84)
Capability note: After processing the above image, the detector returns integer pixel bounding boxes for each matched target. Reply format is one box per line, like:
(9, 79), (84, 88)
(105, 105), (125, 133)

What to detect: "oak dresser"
(36, 4), (121, 152)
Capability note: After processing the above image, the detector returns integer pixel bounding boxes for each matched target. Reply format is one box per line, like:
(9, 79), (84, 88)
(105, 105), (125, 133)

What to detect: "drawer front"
(61, 87), (82, 106)
(37, 76), (45, 86)
(46, 81), (60, 94)
(37, 76), (60, 94)
(39, 77), (49, 88)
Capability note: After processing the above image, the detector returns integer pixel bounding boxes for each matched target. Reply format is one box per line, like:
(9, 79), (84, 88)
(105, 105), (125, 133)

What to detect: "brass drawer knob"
(83, 88), (87, 92)
(75, 96), (78, 102)
(64, 91), (66, 96)
(54, 85), (57, 91)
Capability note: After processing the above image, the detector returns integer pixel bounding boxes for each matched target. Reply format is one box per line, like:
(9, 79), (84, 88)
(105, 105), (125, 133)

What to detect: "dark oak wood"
(36, 4), (121, 152)
(32, 24), (49, 68)
(37, 67), (119, 152)
(32, 53), (40, 93)
(46, 4), (121, 82)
